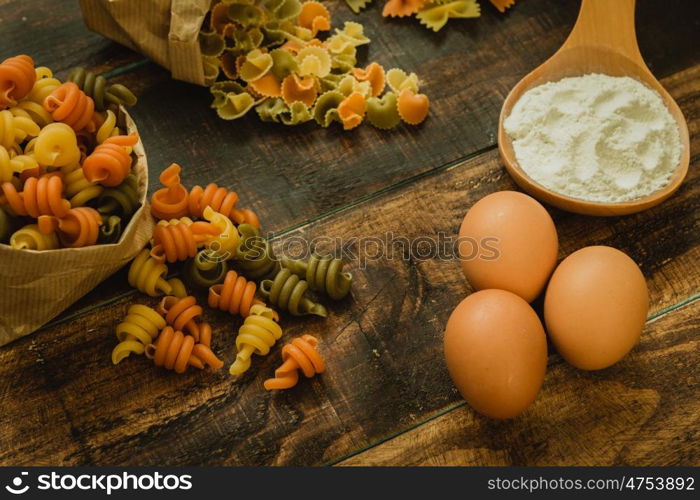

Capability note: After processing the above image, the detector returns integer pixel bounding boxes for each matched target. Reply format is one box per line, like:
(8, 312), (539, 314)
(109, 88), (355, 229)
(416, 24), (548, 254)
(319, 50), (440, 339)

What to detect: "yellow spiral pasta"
(24, 66), (61, 105)
(127, 249), (173, 297)
(9, 223), (59, 250)
(111, 304), (167, 364)
(0, 109), (41, 149)
(9, 102), (53, 128)
(202, 206), (240, 260)
(60, 162), (104, 207)
(32, 122), (81, 167)
(0, 144), (37, 183)
(229, 304), (283, 376)
(95, 109), (121, 144)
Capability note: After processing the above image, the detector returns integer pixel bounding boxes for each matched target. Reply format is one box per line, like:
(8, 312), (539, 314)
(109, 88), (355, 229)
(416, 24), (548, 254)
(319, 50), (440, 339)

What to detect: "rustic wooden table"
(0, 1), (697, 466)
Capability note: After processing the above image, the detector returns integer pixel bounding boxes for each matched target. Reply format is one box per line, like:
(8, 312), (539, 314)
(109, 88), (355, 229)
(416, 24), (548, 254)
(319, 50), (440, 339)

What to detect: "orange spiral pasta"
(43, 82), (95, 131)
(145, 326), (223, 373)
(208, 270), (267, 318)
(188, 183), (260, 228)
(0, 55), (36, 108)
(151, 163), (189, 220)
(151, 219), (219, 263)
(37, 206), (102, 247)
(1, 174), (70, 218)
(81, 132), (137, 187)
(263, 335), (325, 390)
(156, 295), (204, 340)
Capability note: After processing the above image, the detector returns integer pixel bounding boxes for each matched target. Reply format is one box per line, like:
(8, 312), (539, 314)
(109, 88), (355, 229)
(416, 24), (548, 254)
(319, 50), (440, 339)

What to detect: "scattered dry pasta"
(201, 1), (428, 129)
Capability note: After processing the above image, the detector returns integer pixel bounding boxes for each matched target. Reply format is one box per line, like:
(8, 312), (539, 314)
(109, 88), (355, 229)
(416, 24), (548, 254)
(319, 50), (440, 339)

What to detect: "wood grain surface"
(0, 0), (698, 466)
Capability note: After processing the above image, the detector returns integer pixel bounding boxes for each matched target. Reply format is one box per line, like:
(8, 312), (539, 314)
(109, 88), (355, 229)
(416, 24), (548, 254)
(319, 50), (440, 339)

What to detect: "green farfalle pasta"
(199, 29), (226, 57)
(265, 0), (302, 20)
(269, 48), (299, 79)
(281, 254), (353, 300)
(260, 268), (327, 317)
(228, 2), (264, 28)
(211, 81), (257, 119)
(417, 0), (481, 32)
(183, 250), (230, 291)
(366, 91), (401, 129)
(313, 90), (344, 127)
(256, 98), (312, 125)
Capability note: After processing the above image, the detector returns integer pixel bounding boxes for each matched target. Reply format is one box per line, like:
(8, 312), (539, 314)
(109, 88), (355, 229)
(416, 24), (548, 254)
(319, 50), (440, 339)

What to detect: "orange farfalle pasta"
(82, 133), (138, 187)
(188, 182), (260, 228)
(353, 62), (385, 97)
(43, 82), (95, 131)
(151, 163), (190, 220)
(208, 270), (267, 318)
(1, 175), (70, 218)
(382, 0), (426, 18)
(145, 326), (223, 373)
(397, 88), (430, 125)
(210, 1), (232, 33)
(489, 0), (516, 13)
(0, 55), (36, 108)
(248, 73), (282, 98)
(338, 92), (366, 130)
(281, 74), (317, 107)
(263, 335), (325, 390)
(37, 206), (102, 248)
(298, 2), (331, 36)
(151, 219), (219, 263)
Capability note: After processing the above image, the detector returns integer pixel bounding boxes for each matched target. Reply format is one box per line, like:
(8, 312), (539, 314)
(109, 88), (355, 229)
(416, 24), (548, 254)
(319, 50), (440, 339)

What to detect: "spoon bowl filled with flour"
(497, 0), (689, 216)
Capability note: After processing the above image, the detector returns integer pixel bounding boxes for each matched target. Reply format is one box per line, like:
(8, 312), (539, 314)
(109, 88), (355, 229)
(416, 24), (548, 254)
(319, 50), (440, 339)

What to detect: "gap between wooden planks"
(0, 62), (698, 466)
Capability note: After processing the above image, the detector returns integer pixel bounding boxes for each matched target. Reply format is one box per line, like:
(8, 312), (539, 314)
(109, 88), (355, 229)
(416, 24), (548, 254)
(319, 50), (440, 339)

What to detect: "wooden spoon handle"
(562, 0), (643, 64)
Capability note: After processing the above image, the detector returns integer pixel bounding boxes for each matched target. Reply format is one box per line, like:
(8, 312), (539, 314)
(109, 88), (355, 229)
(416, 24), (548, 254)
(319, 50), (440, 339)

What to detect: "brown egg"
(544, 246), (649, 370)
(444, 289), (548, 419)
(458, 191), (558, 302)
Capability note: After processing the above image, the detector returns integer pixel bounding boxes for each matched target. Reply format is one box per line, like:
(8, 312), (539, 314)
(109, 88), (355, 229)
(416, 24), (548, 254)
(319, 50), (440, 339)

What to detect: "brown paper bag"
(0, 108), (154, 346)
(79, 0), (211, 86)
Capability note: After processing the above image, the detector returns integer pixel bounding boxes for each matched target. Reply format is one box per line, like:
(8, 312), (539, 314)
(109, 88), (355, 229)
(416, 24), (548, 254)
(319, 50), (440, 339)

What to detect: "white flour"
(504, 74), (682, 203)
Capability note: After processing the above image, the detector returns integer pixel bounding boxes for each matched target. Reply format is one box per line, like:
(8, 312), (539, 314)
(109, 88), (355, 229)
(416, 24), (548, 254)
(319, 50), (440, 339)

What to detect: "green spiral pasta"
(233, 224), (280, 281)
(282, 254), (352, 300)
(67, 67), (138, 111)
(260, 268), (327, 317)
(183, 250), (229, 291)
(98, 215), (122, 244)
(97, 174), (140, 217)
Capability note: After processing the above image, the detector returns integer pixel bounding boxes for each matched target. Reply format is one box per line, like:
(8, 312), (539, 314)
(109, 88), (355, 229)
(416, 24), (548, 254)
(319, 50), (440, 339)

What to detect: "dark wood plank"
(337, 298), (700, 466)
(1, 62), (697, 466)
(0, 1), (142, 74)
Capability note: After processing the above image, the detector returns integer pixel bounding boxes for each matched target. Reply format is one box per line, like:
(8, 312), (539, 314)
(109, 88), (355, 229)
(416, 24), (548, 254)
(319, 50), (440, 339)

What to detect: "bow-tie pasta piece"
(338, 92), (366, 130)
(366, 92), (401, 129)
(281, 74), (318, 108)
(248, 73), (282, 98)
(383, 0), (427, 18)
(397, 88), (430, 125)
(489, 0), (516, 13)
(353, 62), (386, 97)
(298, 2), (331, 36)
(211, 81), (257, 120)
(296, 46), (331, 78)
(199, 29), (226, 58)
(417, 0), (481, 32)
(386, 68), (420, 94)
(313, 91), (344, 127)
(344, 0), (373, 14)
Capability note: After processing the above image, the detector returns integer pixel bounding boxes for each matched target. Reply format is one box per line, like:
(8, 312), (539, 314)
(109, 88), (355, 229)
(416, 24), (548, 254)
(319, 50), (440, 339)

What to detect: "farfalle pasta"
(200, 1), (428, 130)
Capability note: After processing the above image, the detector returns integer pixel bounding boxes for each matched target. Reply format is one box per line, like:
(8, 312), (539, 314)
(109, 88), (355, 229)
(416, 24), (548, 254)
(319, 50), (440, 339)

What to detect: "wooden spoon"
(498, 0), (690, 216)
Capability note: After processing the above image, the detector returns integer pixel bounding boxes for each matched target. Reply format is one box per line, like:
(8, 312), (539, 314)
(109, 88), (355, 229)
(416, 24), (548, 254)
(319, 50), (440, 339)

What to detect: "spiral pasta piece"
(156, 295), (204, 340)
(0, 55), (36, 108)
(67, 67), (138, 111)
(229, 304), (283, 376)
(183, 250), (229, 291)
(9, 223), (59, 250)
(151, 218), (219, 263)
(151, 163), (189, 220)
(82, 132), (137, 187)
(0, 144), (38, 183)
(98, 214), (122, 244)
(202, 206), (240, 259)
(60, 162), (104, 207)
(32, 123), (81, 167)
(94, 109), (121, 143)
(38, 206), (102, 248)
(234, 224), (280, 281)
(97, 173), (140, 217)
(127, 249), (173, 297)
(0, 109), (41, 148)
(1, 174), (70, 218)
(24, 66), (61, 107)
(145, 326), (223, 373)
(208, 270), (267, 318)
(9, 102), (53, 128)
(111, 304), (167, 364)
(43, 82), (95, 131)
(260, 268), (327, 317)
(281, 254), (352, 300)
(188, 183), (260, 228)
(263, 334), (324, 390)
